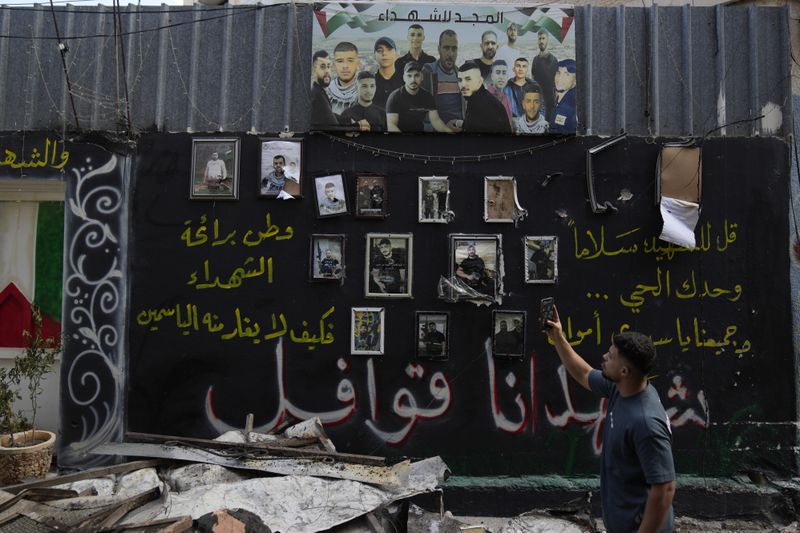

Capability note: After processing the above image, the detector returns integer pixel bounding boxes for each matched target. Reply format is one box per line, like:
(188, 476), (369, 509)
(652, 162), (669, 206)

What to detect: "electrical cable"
(47, 0), (81, 129)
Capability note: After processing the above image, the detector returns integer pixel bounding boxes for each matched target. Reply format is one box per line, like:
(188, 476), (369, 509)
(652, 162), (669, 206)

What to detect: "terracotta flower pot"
(0, 430), (56, 485)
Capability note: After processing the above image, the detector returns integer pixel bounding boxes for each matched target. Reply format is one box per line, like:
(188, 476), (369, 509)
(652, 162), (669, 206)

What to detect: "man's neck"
(379, 67), (395, 79)
(506, 41), (517, 49)
(513, 77), (527, 86)
(480, 57), (493, 66)
(409, 48), (423, 59)
(404, 86), (419, 96)
(337, 79), (355, 90)
(437, 61), (453, 74)
(618, 378), (648, 397)
(538, 50), (551, 58)
(357, 100), (372, 108)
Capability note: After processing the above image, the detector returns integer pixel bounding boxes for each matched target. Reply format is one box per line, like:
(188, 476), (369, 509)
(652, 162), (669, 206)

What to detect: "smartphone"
(539, 297), (555, 331)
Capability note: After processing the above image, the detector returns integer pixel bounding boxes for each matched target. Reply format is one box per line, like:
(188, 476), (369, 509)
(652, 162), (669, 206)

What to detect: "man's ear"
(621, 366), (629, 377)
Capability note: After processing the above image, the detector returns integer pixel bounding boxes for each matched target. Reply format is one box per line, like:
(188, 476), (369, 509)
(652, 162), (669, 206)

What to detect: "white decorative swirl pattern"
(58, 154), (127, 468)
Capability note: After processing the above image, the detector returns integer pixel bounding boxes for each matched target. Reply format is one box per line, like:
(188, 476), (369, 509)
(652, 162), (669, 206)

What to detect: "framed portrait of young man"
(259, 138), (303, 199)
(351, 307), (385, 356)
(309, 234), (345, 282)
(449, 234), (501, 301)
(418, 176), (450, 223)
(364, 233), (413, 298)
(524, 236), (558, 284)
(355, 174), (388, 218)
(484, 176), (518, 223)
(492, 310), (526, 358)
(190, 138), (240, 200)
(416, 311), (449, 361)
(314, 173), (349, 218)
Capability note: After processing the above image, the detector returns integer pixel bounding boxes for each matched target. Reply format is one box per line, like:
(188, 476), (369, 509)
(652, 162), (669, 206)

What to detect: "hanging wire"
(47, 0), (80, 129)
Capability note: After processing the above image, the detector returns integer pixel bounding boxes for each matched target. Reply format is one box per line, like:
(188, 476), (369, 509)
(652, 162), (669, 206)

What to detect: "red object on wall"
(0, 283), (61, 348)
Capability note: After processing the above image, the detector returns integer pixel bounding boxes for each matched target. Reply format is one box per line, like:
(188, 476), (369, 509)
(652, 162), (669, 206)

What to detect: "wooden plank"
(126, 431), (320, 453)
(1, 459), (164, 494)
(97, 515), (193, 532)
(70, 487), (160, 531)
(124, 431), (389, 466)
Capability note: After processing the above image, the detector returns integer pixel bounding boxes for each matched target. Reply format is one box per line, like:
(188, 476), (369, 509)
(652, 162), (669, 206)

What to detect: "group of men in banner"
(311, 22), (576, 135)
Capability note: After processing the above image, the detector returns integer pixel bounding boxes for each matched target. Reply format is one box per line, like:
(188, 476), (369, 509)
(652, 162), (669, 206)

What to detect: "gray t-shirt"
(588, 369), (675, 533)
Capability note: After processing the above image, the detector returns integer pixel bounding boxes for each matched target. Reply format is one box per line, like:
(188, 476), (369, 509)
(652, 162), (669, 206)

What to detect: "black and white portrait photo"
(356, 175), (387, 218)
(524, 236), (558, 283)
(259, 138), (303, 199)
(309, 234), (345, 281)
(450, 234), (501, 300)
(351, 307), (385, 355)
(418, 176), (450, 223)
(314, 174), (348, 217)
(492, 310), (526, 358)
(365, 233), (413, 298)
(416, 312), (449, 360)
(190, 138), (239, 200)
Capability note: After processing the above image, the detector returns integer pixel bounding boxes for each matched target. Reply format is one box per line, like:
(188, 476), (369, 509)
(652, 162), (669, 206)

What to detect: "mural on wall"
(311, 3), (576, 135)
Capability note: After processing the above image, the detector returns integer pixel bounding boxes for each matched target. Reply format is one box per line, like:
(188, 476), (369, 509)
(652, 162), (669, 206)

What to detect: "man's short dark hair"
(439, 29), (457, 46)
(333, 41), (358, 54)
(357, 71), (376, 81)
(325, 182), (335, 189)
(378, 238), (392, 246)
(492, 59), (508, 68)
(613, 331), (656, 376)
(459, 60), (480, 73)
(312, 50), (329, 64)
(537, 29), (548, 37)
(409, 23), (423, 31)
(522, 83), (542, 97)
(481, 30), (497, 42)
(273, 154), (286, 163)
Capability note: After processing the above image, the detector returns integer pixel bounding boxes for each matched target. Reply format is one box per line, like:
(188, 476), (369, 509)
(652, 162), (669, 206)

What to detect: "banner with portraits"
(310, 3), (576, 135)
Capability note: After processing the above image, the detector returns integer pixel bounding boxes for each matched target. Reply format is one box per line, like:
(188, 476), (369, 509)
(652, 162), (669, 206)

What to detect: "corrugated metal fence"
(0, 2), (790, 137)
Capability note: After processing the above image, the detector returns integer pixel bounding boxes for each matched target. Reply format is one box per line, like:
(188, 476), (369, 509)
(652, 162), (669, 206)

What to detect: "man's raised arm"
(545, 306), (593, 391)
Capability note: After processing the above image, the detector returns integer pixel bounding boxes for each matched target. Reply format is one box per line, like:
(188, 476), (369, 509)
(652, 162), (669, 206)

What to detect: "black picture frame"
(492, 310), (526, 358)
(416, 311), (449, 360)
(313, 173), (349, 218)
(355, 174), (388, 218)
(309, 234), (345, 282)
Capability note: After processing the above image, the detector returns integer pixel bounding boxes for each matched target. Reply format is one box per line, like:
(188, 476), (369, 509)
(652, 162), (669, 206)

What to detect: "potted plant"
(0, 305), (60, 484)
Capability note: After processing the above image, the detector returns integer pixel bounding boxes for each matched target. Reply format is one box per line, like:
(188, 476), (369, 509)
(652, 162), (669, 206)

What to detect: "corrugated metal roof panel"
(0, 3), (789, 137)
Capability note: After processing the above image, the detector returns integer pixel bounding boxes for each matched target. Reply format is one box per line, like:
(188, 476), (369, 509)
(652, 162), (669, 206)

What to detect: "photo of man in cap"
(386, 61), (453, 133)
(373, 36), (402, 110)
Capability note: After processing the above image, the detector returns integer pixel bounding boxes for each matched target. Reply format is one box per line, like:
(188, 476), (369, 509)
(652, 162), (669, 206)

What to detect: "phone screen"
(540, 297), (555, 330)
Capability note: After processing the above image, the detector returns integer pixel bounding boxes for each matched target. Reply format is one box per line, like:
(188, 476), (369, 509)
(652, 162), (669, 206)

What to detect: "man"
(551, 58), (577, 133)
(496, 23), (522, 73)
(386, 62), (453, 133)
(505, 57), (538, 118)
(456, 61), (511, 133)
(421, 29), (463, 131)
(422, 188), (436, 219)
(327, 42), (361, 114)
(373, 37), (402, 110)
(545, 308), (676, 533)
(203, 152), (227, 189)
(341, 71), (386, 132)
(485, 60), (513, 123)
(318, 182), (345, 215)
(422, 321), (446, 358)
(512, 319), (524, 353)
(531, 29), (559, 123)
(514, 84), (549, 135)
(527, 238), (552, 279)
(370, 238), (406, 294)
(456, 244), (491, 294)
(261, 154), (295, 195)
(310, 50), (341, 129)
(319, 249), (341, 278)
(356, 322), (377, 351)
(395, 24), (436, 77)
(494, 320), (518, 354)
(472, 31), (498, 81)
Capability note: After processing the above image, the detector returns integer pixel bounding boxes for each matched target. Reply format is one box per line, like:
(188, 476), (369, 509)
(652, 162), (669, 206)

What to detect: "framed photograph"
(190, 138), (240, 200)
(449, 234), (501, 300)
(492, 310), (526, 358)
(416, 312), (449, 360)
(309, 234), (345, 281)
(484, 176), (517, 223)
(314, 173), (348, 217)
(259, 138), (303, 199)
(351, 307), (385, 355)
(524, 236), (558, 284)
(365, 233), (413, 298)
(355, 175), (387, 218)
(418, 176), (450, 223)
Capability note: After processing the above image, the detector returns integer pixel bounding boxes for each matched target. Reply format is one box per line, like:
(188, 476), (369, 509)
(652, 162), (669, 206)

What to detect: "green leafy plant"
(0, 306), (60, 447)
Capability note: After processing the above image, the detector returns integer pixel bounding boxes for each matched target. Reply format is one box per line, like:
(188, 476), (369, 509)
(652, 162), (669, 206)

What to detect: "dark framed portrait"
(351, 307), (385, 355)
(449, 234), (501, 301)
(416, 312), (449, 361)
(484, 176), (518, 222)
(309, 234), (345, 281)
(190, 138), (239, 200)
(314, 173), (349, 218)
(524, 236), (558, 284)
(492, 310), (526, 358)
(355, 174), (387, 218)
(364, 233), (412, 298)
(259, 138), (303, 199)
(418, 176), (450, 223)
